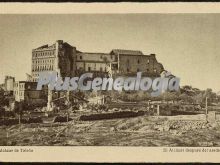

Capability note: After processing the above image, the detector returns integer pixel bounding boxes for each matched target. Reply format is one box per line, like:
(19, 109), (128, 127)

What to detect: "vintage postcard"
(0, 2), (220, 163)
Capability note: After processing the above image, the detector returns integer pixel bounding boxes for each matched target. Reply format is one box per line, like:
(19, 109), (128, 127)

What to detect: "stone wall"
(118, 54), (164, 75)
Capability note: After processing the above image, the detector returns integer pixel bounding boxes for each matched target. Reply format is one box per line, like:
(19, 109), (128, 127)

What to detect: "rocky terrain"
(0, 114), (219, 146)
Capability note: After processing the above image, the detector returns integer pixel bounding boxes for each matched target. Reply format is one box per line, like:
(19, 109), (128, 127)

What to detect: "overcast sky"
(0, 14), (219, 92)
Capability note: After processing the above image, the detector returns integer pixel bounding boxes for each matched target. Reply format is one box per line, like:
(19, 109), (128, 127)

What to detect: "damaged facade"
(13, 81), (47, 102)
(31, 40), (164, 80)
(12, 40), (165, 102)
(31, 40), (76, 82)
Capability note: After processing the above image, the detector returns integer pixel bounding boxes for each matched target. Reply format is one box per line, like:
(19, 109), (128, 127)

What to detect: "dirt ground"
(0, 114), (220, 146)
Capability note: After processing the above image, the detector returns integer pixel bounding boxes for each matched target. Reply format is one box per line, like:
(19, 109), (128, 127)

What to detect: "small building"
(13, 81), (47, 102)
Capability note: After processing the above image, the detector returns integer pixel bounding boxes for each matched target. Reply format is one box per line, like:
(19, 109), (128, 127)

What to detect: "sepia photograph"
(1, 10), (220, 150)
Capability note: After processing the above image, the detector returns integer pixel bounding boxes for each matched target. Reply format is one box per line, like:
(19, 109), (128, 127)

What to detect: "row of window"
(76, 67), (156, 73)
(126, 68), (157, 72)
(33, 51), (55, 58)
(32, 59), (54, 64)
(32, 65), (54, 71)
(14, 90), (24, 97)
(14, 83), (25, 89)
(77, 54), (115, 61)
(87, 67), (107, 72)
(32, 78), (38, 82)
(76, 66), (107, 72)
(127, 59), (150, 64)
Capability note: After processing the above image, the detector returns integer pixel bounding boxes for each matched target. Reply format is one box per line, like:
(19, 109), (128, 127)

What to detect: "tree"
(179, 93), (193, 103)
(0, 88), (5, 106)
(0, 106), (5, 118)
(203, 88), (216, 104)
(192, 92), (203, 104)
(161, 91), (179, 102)
(14, 101), (26, 124)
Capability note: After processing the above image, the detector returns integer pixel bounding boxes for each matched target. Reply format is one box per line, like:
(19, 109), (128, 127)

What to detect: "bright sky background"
(0, 14), (219, 92)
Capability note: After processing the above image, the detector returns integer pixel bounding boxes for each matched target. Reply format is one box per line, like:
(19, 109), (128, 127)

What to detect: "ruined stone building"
(76, 52), (112, 77)
(12, 40), (165, 102)
(31, 40), (76, 82)
(31, 40), (164, 80)
(109, 49), (164, 76)
(13, 81), (47, 102)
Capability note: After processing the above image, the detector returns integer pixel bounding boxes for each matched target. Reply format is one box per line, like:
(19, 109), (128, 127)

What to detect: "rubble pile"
(0, 113), (220, 146)
(115, 117), (149, 131)
(154, 120), (218, 135)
